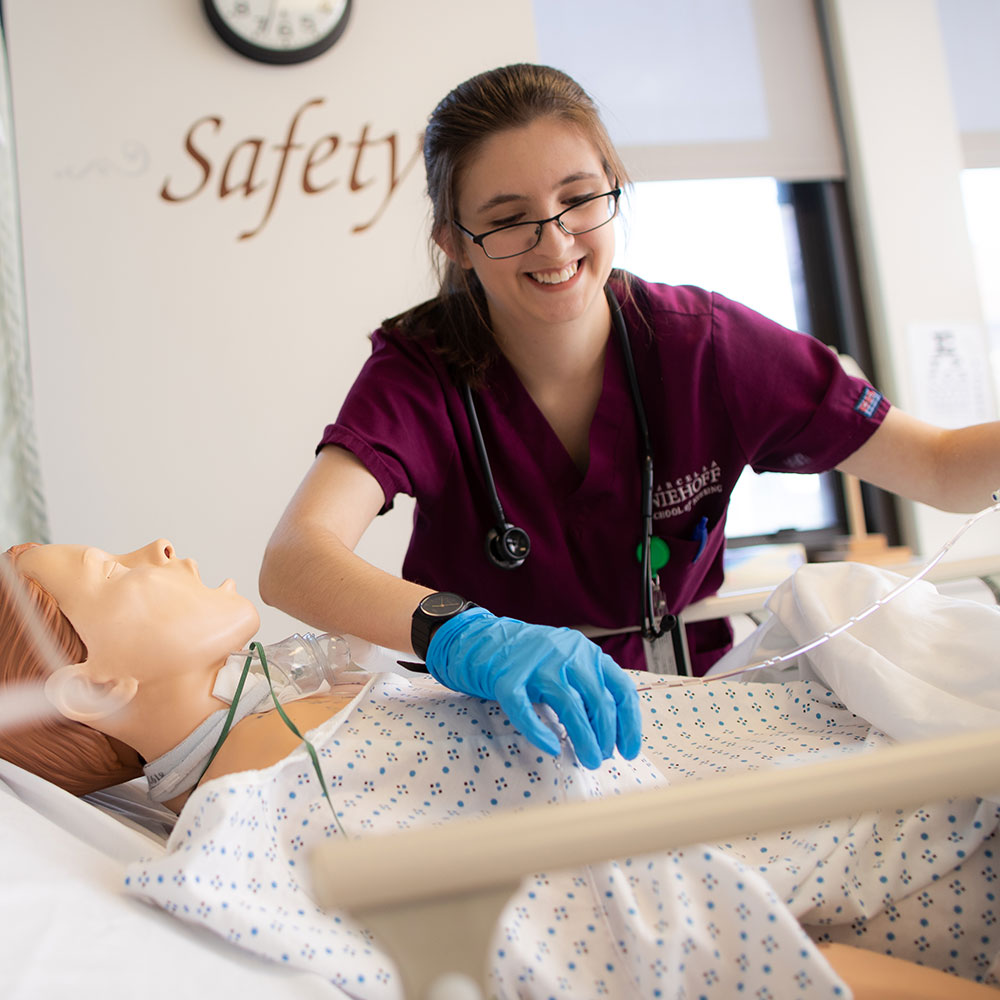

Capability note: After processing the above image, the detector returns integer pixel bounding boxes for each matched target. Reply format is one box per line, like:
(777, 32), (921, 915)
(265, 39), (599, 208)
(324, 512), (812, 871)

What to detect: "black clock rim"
(203, 0), (352, 66)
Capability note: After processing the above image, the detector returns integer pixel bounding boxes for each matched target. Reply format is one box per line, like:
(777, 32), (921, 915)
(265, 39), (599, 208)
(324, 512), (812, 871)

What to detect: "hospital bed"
(314, 552), (1000, 997)
(3, 553), (1000, 1000)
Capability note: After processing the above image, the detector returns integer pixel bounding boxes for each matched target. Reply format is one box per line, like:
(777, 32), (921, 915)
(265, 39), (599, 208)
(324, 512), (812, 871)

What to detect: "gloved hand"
(425, 607), (641, 769)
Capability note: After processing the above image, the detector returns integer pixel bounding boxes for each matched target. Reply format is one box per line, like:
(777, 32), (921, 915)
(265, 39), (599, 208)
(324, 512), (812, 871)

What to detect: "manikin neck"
(98, 661), (231, 766)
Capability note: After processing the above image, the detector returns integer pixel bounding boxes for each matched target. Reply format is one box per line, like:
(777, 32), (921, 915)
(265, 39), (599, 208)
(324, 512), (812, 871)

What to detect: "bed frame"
(309, 726), (1000, 999)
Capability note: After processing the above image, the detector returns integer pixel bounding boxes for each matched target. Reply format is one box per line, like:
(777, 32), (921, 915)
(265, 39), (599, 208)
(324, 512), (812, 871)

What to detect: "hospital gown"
(124, 673), (851, 999)
(638, 678), (1000, 984)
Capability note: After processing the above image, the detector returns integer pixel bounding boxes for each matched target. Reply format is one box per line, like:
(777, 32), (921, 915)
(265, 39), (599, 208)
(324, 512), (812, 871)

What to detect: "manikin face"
(446, 117), (617, 345)
(16, 539), (260, 684)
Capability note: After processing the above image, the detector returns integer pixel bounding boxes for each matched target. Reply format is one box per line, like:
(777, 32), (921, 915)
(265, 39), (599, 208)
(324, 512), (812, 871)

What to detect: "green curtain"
(0, 21), (48, 548)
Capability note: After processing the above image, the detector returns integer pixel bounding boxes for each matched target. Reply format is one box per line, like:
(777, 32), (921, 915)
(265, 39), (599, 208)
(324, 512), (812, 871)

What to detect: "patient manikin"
(0, 540), (377, 811)
(0, 538), (995, 999)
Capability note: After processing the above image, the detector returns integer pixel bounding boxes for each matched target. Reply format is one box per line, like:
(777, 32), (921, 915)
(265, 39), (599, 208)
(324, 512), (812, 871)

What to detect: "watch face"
(420, 592), (467, 618)
(204, 0), (352, 65)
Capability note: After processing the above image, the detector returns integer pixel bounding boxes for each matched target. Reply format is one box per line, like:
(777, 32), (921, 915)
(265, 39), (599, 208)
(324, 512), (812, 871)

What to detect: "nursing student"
(260, 63), (1000, 769)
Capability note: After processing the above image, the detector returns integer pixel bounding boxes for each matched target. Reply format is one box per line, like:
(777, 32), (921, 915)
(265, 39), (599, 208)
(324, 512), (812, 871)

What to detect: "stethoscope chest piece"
(486, 522), (531, 570)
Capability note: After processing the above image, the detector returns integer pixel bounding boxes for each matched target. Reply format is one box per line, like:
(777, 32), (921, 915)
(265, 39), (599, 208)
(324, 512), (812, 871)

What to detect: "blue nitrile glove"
(425, 607), (642, 769)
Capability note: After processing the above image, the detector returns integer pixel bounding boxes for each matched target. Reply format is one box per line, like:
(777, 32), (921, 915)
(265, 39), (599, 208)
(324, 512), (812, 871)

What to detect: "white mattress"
(0, 759), (345, 999)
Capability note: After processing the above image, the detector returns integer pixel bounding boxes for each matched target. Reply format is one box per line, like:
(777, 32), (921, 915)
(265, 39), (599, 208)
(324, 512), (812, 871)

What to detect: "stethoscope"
(462, 284), (688, 672)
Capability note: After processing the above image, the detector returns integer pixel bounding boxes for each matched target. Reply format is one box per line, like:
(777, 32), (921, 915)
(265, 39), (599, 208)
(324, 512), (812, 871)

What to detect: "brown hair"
(0, 545), (143, 795)
(387, 63), (633, 384)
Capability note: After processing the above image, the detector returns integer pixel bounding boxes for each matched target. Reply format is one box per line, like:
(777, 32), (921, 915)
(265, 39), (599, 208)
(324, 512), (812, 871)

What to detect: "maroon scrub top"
(318, 277), (889, 674)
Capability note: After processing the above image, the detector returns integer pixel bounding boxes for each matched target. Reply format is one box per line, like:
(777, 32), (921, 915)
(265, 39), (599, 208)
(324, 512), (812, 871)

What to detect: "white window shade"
(532, 0), (844, 181)
(937, 0), (1000, 168)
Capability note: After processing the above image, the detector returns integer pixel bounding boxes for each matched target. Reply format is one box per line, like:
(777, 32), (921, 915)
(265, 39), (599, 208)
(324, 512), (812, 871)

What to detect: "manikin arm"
(819, 943), (999, 999)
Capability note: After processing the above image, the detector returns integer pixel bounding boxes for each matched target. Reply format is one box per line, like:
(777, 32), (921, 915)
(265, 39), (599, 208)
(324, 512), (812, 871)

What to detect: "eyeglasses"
(454, 188), (621, 260)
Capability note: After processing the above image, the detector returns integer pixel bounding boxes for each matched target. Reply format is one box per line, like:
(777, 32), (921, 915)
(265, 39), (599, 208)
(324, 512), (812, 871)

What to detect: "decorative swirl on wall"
(54, 141), (149, 180)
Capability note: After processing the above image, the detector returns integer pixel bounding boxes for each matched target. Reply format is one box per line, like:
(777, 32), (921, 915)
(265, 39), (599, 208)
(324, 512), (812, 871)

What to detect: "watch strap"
(410, 592), (476, 662)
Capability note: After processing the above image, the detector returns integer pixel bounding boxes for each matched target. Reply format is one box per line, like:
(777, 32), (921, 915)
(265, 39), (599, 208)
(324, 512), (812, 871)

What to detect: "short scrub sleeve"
(709, 293), (890, 474)
(317, 329), (459, 514)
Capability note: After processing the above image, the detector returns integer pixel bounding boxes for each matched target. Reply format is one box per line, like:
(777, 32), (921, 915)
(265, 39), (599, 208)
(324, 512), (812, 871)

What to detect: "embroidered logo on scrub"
(854, 387), (883, 419)
(652, 461), (723, 520)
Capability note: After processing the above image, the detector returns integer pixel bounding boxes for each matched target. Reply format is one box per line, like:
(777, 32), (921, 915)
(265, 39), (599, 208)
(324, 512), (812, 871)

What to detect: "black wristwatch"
(410, 592), (476, 662)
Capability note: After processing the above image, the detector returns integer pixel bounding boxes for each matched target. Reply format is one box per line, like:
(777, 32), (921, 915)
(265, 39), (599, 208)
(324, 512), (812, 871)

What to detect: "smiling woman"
(258, 64), (888, 683)
(260, 61), (1000, 744)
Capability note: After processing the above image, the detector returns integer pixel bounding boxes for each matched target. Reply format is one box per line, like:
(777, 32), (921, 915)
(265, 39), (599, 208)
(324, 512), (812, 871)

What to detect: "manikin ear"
(44, 663), (139, 724)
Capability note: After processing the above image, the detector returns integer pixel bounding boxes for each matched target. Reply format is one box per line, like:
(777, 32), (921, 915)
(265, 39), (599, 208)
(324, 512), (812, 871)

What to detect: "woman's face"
(448, 117), (617, 345)
(16, 539), (259, 679)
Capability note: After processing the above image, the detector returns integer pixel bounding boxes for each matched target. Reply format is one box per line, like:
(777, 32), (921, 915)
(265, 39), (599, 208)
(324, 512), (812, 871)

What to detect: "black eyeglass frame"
(453, 187), (622, 260)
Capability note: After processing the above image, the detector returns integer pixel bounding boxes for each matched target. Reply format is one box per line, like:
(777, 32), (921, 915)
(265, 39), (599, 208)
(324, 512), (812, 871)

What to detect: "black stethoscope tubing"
(462, 379), (532, 569)
(462, 283), (687, 670)
(606, 286), (679, 645)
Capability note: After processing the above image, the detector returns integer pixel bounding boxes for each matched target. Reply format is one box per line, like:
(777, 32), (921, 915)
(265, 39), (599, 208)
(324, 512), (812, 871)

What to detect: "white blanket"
(698, 560), (1000, 980)
(713, 561), (1000, 742)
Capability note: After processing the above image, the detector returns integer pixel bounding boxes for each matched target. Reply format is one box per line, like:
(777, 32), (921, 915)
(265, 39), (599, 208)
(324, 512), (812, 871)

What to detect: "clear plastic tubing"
(701, 499), (1000, 684)
(238, 632), (352, 695)
(234, 631), (403, 696)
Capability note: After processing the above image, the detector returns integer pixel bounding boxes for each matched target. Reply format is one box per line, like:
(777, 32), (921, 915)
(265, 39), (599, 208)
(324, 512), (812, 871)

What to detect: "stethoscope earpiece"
(485, 522), (531, 570)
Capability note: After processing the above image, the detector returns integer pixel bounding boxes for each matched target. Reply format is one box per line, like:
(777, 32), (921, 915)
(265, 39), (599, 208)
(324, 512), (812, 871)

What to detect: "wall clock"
(203, 0), (352, 65)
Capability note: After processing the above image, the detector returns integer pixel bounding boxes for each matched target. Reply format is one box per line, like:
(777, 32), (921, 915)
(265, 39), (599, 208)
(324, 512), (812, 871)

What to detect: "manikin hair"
(0, 545), (143, 795)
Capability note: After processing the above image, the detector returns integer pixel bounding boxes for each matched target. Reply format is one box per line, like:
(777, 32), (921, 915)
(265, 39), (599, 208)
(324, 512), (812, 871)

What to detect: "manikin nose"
(120, 538), (175, 567)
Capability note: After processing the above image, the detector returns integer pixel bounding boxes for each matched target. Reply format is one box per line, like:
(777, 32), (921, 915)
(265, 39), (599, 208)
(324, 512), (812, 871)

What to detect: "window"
(613, 177), (845, 542)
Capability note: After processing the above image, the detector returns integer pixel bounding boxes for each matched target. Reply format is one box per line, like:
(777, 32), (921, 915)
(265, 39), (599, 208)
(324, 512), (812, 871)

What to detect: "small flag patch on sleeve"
(853, 386), (883, 418)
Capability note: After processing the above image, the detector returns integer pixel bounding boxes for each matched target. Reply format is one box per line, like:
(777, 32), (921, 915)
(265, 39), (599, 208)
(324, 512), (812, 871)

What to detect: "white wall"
(3, 0), (536, 639)
(4, 0), (996, 640)
(822, 0), (1000, 561)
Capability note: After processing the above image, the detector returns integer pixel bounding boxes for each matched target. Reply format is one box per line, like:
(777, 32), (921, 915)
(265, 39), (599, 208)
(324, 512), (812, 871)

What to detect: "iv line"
(694, 498), (1000, 685)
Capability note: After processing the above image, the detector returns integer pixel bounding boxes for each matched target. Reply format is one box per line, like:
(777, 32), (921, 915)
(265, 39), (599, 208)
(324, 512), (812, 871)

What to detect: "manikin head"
(0, 539), (259, 794)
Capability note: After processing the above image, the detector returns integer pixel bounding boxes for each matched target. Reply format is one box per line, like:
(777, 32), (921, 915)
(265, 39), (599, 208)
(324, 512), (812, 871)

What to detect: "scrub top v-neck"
(318, 275), (889, 673)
